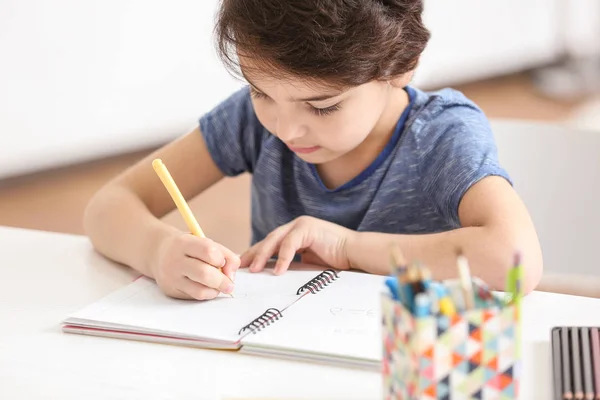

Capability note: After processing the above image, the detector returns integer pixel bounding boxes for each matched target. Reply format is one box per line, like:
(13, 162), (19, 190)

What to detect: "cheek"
(251, 101), (277, 133)
(322, 106), (383, 148)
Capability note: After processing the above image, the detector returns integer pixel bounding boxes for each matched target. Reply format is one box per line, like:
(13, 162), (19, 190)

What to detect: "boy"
(84, 0), (543, 300)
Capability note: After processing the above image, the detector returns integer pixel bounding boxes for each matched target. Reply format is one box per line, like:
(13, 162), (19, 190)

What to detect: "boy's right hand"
(151, 232), (240, 300)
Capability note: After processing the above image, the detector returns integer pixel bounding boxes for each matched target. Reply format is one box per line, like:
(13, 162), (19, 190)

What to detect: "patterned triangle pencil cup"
(381, 277), (522, 400)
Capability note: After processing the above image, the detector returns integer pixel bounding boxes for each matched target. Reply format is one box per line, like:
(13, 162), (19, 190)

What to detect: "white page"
(241, 270), (386, 363)
(64, 266), (325, 344)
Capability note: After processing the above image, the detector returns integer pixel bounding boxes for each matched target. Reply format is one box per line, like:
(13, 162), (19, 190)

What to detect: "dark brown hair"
(215, 0), (431, 89)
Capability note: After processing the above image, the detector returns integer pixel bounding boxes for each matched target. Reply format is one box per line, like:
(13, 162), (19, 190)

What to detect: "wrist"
(143, 221), (180, 279)
(344, 229), (363, 271)
(345, 231), (398, 275)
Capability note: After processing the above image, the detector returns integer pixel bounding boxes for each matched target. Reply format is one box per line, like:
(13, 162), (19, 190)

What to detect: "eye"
(309, 103), (341, 117)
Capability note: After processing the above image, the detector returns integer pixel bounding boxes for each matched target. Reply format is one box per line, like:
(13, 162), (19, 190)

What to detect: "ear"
(388, 71), (414, 88)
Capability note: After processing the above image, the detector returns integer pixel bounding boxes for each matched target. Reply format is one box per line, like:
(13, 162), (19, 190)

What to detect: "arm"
(346, 176), (543, 294)
(241, 176), (543, 293)
(83, 127), (225, 278)
(85, 86), (260, 284)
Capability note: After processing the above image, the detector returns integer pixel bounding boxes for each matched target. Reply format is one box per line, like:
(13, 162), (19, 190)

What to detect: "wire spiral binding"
(296, 269), (339, 295)
(238, 308), (283, 335)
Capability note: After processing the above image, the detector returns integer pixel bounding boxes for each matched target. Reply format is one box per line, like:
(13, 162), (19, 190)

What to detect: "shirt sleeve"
(199, 86), (266, 176)
(418, 102), (512, 227)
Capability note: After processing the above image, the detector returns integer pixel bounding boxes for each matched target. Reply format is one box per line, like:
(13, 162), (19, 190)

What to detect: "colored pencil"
(553, 328), (563, 400)
(591, 328), (600, 400)
(152, 159), (206, 238)
(384, 277), (400, 301)
(390, 243), (406, 274)
(407, 262), (424, 294)
(511, 253), (524, 305)
(581, 328), (594, 400)
(573, 327), (583, 400)
(420, 267), (439, 314)
(456, 250), (475, 310)
(512, 253), (524, 360)
(563, 327), (573, 400)
(446, 280), (466, 312)
(389, 243), (409, 307)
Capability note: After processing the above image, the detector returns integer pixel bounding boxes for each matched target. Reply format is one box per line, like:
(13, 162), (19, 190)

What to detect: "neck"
(366, 86), (409, 145)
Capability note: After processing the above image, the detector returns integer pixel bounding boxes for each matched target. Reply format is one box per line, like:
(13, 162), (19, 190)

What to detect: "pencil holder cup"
(381, 290), (521, 400)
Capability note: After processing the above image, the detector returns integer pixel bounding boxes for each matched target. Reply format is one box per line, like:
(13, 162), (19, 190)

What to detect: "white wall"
(414, 0), (562, 88)
(1, 0), (598, 179)
(0, 0), (244, 178)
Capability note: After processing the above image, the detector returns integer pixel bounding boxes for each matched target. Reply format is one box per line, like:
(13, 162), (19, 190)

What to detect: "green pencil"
(511, 253), (524, 360)
(512, 254), (524, 304)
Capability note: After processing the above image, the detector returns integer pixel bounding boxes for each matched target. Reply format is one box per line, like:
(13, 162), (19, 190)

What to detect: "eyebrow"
(243, 74), (343, 102)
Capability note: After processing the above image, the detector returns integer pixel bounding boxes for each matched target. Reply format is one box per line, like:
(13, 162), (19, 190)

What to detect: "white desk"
(1, 226), (599, 399)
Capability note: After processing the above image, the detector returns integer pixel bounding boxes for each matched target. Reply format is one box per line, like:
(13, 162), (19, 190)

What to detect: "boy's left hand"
(239, 216), (354, 275)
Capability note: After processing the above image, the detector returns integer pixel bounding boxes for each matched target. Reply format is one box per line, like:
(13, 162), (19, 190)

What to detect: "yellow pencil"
(152, 158), (205, 238)
(152, 158), (233, 297)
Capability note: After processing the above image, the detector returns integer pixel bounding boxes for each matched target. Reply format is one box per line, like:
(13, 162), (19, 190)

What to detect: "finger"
(178, 277), (220, 301)
(240, 242), (261, 269)
(274, 229), (309, 275)
(183, 257), (234, 294)
(240, 247), (277, 271)
(240, 219), (297, 272)
(249, 238), (284, 273)
(217, 243), (241, 281)
(250, 221), (296, 272)
(239, 243), (258, 268)
(182, 236), (226, 267)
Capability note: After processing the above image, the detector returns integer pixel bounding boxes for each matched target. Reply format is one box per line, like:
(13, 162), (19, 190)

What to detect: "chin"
(296, 151), (340, 165)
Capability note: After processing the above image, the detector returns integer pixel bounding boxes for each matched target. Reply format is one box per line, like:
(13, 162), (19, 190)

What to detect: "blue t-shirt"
(199, 85), (511, 245)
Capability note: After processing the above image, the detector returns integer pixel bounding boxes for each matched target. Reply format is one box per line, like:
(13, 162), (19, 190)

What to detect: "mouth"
(287, 145), (321, 154)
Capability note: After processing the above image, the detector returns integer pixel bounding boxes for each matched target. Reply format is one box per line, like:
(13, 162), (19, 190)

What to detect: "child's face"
(243, 68), (396, 164)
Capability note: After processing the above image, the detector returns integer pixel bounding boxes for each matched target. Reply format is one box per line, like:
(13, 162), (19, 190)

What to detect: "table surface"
(2, 226), (600, 399)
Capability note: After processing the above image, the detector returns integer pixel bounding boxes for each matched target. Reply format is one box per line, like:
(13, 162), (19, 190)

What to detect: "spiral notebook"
(61, 266), (386, 370)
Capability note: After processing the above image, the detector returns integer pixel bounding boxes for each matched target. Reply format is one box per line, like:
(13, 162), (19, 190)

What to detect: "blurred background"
(1, 0), (599, 295)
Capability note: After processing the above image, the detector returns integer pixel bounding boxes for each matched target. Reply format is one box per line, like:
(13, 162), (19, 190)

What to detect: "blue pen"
(385, 276), (400, 301)
(414, 293), (431, 317)
(421, 281), (438, 316)
(403, 282), (414, 312)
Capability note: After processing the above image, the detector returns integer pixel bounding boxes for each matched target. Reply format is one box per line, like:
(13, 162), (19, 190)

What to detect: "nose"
(275, 113), (305, 143)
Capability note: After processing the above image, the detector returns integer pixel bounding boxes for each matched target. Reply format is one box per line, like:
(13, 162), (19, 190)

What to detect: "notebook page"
(241, 270), (386, 363)
(63, 267), (322, 344)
